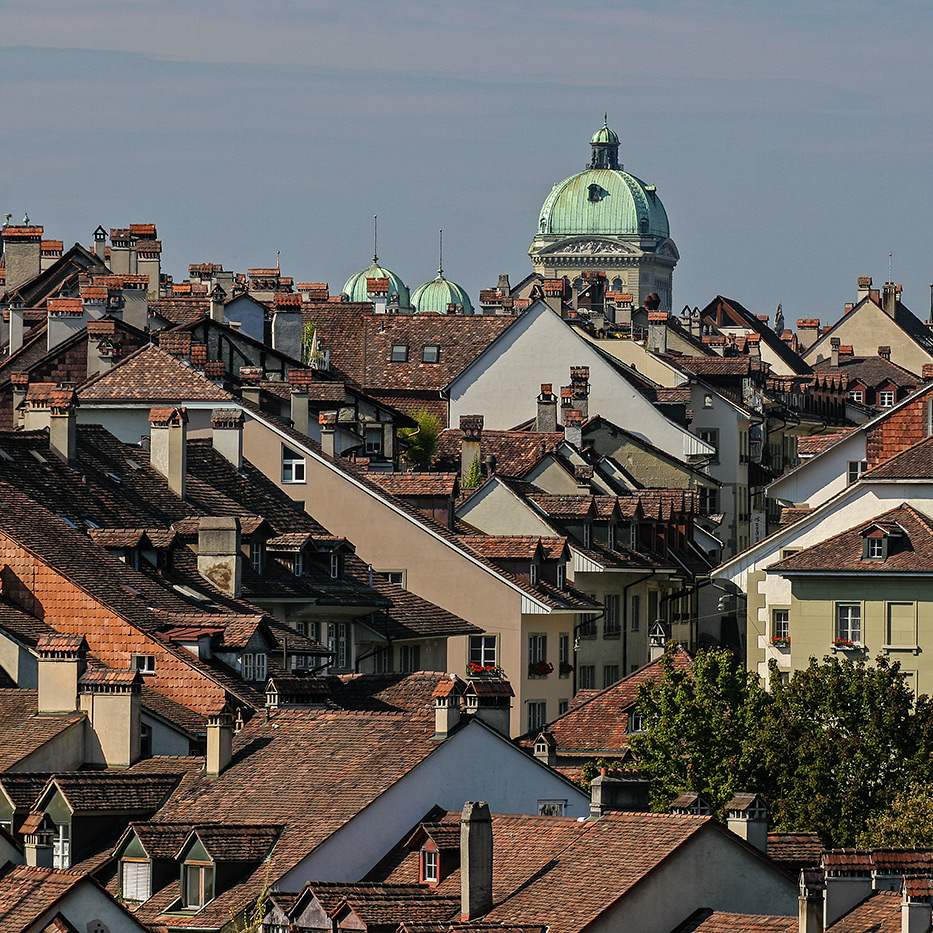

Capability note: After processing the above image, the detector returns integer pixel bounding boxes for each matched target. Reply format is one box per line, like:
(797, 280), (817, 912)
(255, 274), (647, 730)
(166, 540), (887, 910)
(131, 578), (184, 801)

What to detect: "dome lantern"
(589, 115), (620, 170)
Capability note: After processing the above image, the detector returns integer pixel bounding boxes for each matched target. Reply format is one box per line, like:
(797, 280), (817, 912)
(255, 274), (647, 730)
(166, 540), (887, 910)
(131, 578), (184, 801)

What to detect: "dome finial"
(437, 229), (444, 279)
(373, 214), (378, 264)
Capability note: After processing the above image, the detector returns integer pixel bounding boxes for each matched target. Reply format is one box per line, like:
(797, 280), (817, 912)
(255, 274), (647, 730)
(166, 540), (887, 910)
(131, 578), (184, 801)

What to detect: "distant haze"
(3, 1), (932, 326)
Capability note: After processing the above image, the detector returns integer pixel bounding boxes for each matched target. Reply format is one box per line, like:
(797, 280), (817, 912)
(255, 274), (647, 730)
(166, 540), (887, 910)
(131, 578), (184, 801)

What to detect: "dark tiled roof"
(516, 648), (693, 755)
(671, 910), (797, 933)
(0, 864), (98, 931)
(368, 580), (481, 640)
(767, 832), (824, 865)
(864, 435), (933, 479)
(300, 307), (515, 392)
(369, 473), (459, 498)
(434, 430), (565, 476)
(769, 505), (933, 574)
(812, 354), (919, 387)
(0, 774), (53, 810)
(826, 889), (899, 932)
(185, 823), (281, 862)
(49, 773), (182, 812)
(796, 431), (856, 457)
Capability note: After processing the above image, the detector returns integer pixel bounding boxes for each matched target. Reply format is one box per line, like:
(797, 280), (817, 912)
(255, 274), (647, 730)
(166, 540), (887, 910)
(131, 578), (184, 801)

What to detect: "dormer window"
(242, 652), (267, 682)
(583, 524), (592, 549)
(250, 540), (265, 574)
(530, 562), (539, 585)
(330, 552), (342, 579)
(182, 861), (214, 909)
(421, 847), (439, 884)
(879, 390), (896, 407)
(422, 345), (440, 363)
(557, 564), (565, 589)
(865, 537), (885, 560)
(607, 524), (616, 550)
(294, 552), (304, 576)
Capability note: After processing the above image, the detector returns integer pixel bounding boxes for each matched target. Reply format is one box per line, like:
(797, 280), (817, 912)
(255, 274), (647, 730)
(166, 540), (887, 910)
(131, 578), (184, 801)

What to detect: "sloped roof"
(434, 429), (566, 477)
(671, 910), (796, 933)
(768, 504), (933, 574)
(369, 473), (459, 498)
(863, 435), (933, 479)
(0, 691), (84, 771)
(812, 354), (919, 388)
(825, 889), (900, 933)
(47, 773), (182, 813)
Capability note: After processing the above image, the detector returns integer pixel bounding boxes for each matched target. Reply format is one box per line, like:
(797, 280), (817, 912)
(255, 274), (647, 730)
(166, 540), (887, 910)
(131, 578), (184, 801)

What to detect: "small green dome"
(591, 116), (619, 145)
(411, 272), (473, 315)
(343, 260), (410, 306)
(538, 168), (670, 240)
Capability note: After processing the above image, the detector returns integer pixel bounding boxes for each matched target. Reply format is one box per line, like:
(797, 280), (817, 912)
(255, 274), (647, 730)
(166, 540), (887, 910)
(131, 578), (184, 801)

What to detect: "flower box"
(770, 636), (791, 648)
(528, 660), (554, 678)
(833, 638), (856, 649)
(467, 663), (502, 678)
(559, 661), (574, 678)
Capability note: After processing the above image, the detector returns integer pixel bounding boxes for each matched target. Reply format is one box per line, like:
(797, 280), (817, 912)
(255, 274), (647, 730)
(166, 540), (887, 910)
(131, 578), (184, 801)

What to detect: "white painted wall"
(768, 432), (867, 508)
(29, 880), (151, 933)
(277, 718), (588, 887)
(448, 301), (712, 461)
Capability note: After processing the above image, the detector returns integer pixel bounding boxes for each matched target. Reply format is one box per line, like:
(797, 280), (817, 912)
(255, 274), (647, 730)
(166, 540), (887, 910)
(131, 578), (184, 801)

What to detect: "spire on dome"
(589, 117), (620, 170)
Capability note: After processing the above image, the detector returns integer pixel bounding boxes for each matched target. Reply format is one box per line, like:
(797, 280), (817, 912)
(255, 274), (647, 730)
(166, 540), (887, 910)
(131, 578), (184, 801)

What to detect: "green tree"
(858, 783), (933, 847)
(399, 409), (441, 468)
(630, 648), (770, 816)
(754, 654), (932, 847)
(462, 455), (483, 488)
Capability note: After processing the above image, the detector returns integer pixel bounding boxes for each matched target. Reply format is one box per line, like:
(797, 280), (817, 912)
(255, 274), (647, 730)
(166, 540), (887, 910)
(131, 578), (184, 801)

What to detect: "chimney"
(47, 297), (86, 352)
(460, 415), (483, 485)
(272, 294), (304, 361)
(857, 275), (872, 302)
(725, 793), (768, 852)
(36, 634), (87, 713)
(197, 516), (242, 598)
(86, 320), (118, 378)
(1, 224), (43, 291)
(211, 408), (244, 470)
(830, 338), (840, 367)
(239, 366), (263, 406)
(901, 878), (933, 933)
(824, 863), (872, 928)
(22, 814), (55, 867)
(564, 408), (584, 449)
(497, 274), (510, 295)
(22, 382), (62, 433)
(79, 668), (142, 768)
(570, 366), (590, 420)
(148, 406), (188, 498)
(8, 298), (25, 354)
(879, 345), (891, 361)
(798, 873), (823, 933)
(460, 802), (493, 921)
(462, 678), (513, 736)
(433, 678), (463, 739)
(48, 387), (78, 466)
(319, 410), (337, 458)
(80, 285), (108, 321)
(796, 319), (820, 351)
(10, 373), (27, 428)
(649, 620), (670, 661)
(205, 360), (227, 387)
(206, 708), (234, 777)
(209, 283), (226, 324)
(120, 278), (149, 330)
(882, 282), (898, 317)
(288, 370), (314, 435)
(532, 731), (556, 767)
(589, 772), (650, 817)
(647, 311), (669, 354)
(536, 384), (558, 432)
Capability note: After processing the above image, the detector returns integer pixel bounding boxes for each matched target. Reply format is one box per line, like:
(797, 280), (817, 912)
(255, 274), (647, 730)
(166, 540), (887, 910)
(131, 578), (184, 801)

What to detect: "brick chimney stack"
(460, 802), (493, 921)
(536, 384), (558, 433)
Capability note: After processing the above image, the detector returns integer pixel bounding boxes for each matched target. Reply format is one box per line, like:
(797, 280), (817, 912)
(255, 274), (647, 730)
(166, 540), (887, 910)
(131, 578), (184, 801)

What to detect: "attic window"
(59, 514), (78, 528)
(132, 655), (156, 674)
(182, 861), (214, 909)
(330, 552), (342, 579)
(126, 458), (142, 470)
(421, 847), (439, 884)
(422, 345), (440, 363)
(391, 344), (409, 363)
(121, 859), (151, 902)
(879, 390), (896, 407)
(864, 537), (886, 560)
(30, 450), (48, 464)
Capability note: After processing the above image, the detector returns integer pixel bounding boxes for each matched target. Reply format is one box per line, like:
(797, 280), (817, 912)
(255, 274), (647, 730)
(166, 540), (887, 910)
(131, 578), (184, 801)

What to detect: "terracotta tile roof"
(369, 473), (459, 498)
(434, 430), (566, 476)
(369, 579), (481, 639)
(0, 598), (55, 646)
(48, 772), (182, 812)
(0, 864), (94, 931)
(0, 774), (54, 810)
(301, 307), (515, 392)
(148, 296), (210, 324)
(796, 431), (856, 457)
(813, 354), (920, 388)
(672, 911), (797, 933)
(371, 809), (712, 933)
(863, 435), (933, 479)
(183, 823), (281, 861)
(333, 889), (459, 928)
(673, 357), (771, 376)
(767, 832), (824, 865)
(0, 691), (85, 770)
(779, 507), (812, 526)
(458, 536), (550, 561)
(515, 648), (693, 755)
(826, 889), (900, 932)
(769, 505), (933, 574)
(120, 821), (194, 859)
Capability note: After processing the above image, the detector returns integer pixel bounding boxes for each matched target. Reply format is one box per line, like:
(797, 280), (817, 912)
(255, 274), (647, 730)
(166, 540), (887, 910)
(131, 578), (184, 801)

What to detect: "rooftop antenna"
(373, 214), (378, 264)
(889, 251), (893, 282)
(437, 229), (443, 279)
(276, 250), (280, 271)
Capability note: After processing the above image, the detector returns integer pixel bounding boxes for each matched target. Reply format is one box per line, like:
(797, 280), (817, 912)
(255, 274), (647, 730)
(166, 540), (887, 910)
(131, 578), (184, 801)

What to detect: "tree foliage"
(858, 783), (933, 848)
(462, 455), (483, 489)
(631, 649), (933, 846)
(399, 410), (441, 468)
(630, 649), (769, 816)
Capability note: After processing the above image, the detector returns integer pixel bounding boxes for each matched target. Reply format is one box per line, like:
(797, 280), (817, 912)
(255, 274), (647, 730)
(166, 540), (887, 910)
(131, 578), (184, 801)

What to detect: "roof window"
(391, 344), (409, 363)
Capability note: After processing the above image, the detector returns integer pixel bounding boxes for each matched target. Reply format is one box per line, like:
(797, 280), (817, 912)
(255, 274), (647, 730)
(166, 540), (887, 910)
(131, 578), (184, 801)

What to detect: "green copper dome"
(411, 272), (473, 315)
(537, 119), (670, 241)
(343, 260), (410, 306)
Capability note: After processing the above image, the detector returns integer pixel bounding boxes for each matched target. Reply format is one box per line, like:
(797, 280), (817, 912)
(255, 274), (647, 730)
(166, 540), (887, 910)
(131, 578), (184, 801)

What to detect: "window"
(865, 537), (885, 560)
(390, 344), (408, 362)
(422, 345), (440, 363)
(379, 570), (406, 587)
(699, 429), (719, 463)
(399, 644), (421, 673)
(529, 562), (539, 585)
(183, 863), (214, 909)
(628, 710), (645, 733)
(699, 487), (719, 516)
(52, 823), (70, 869)
(848, 461), (868, 484)
(887, 603), (916, 646)
(421, 848), (439, 883)
(836, 603), (861, 644)
(365, 427), (383, 455)
(294, 552), (304, 576)
(122, 860), (151, 902)
(578, 665), (595, 689)
(469, 634), (498, 670)
(528, 700), (547, 732)
(848, 389), (864, 403)
(604, 594), (620, 636)
(558, 699), (569, 715)
(879, 390), (896, 407)
(330, 552), (342, 579)
(327, 622), (350, 669)
(242, 652), (267, 682)
(603, 664), (619, 688)
(529, 633), (547, 666)
(629, 522), (639, 550)
(582, 523), (592, 548)
(556, 564), (565, 589)
(607, 524), (616, 550)
(772, 609), (789, 641)
(132, 655), (156, 674)
(703, 394), (713, 409)
(282, 445), (306, 483)
(537, 799), (566, 816)
(631, 594), (641, 632)
(250, 540), (265, 574)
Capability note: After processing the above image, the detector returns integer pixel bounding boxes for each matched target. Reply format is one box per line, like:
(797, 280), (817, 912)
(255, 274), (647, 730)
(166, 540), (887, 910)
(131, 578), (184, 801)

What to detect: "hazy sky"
(2, 1), (933, 327)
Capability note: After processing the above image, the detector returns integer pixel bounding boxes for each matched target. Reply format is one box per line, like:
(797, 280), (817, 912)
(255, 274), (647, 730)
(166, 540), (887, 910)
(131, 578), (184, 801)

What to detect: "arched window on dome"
(612, 277), (623, 290)
(588, 184), (602, 203)
(639, 217), (649, 235)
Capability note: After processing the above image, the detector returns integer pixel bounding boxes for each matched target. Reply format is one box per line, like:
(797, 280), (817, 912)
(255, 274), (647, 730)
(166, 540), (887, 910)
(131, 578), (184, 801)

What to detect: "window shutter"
(122, 860), (151, 901)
